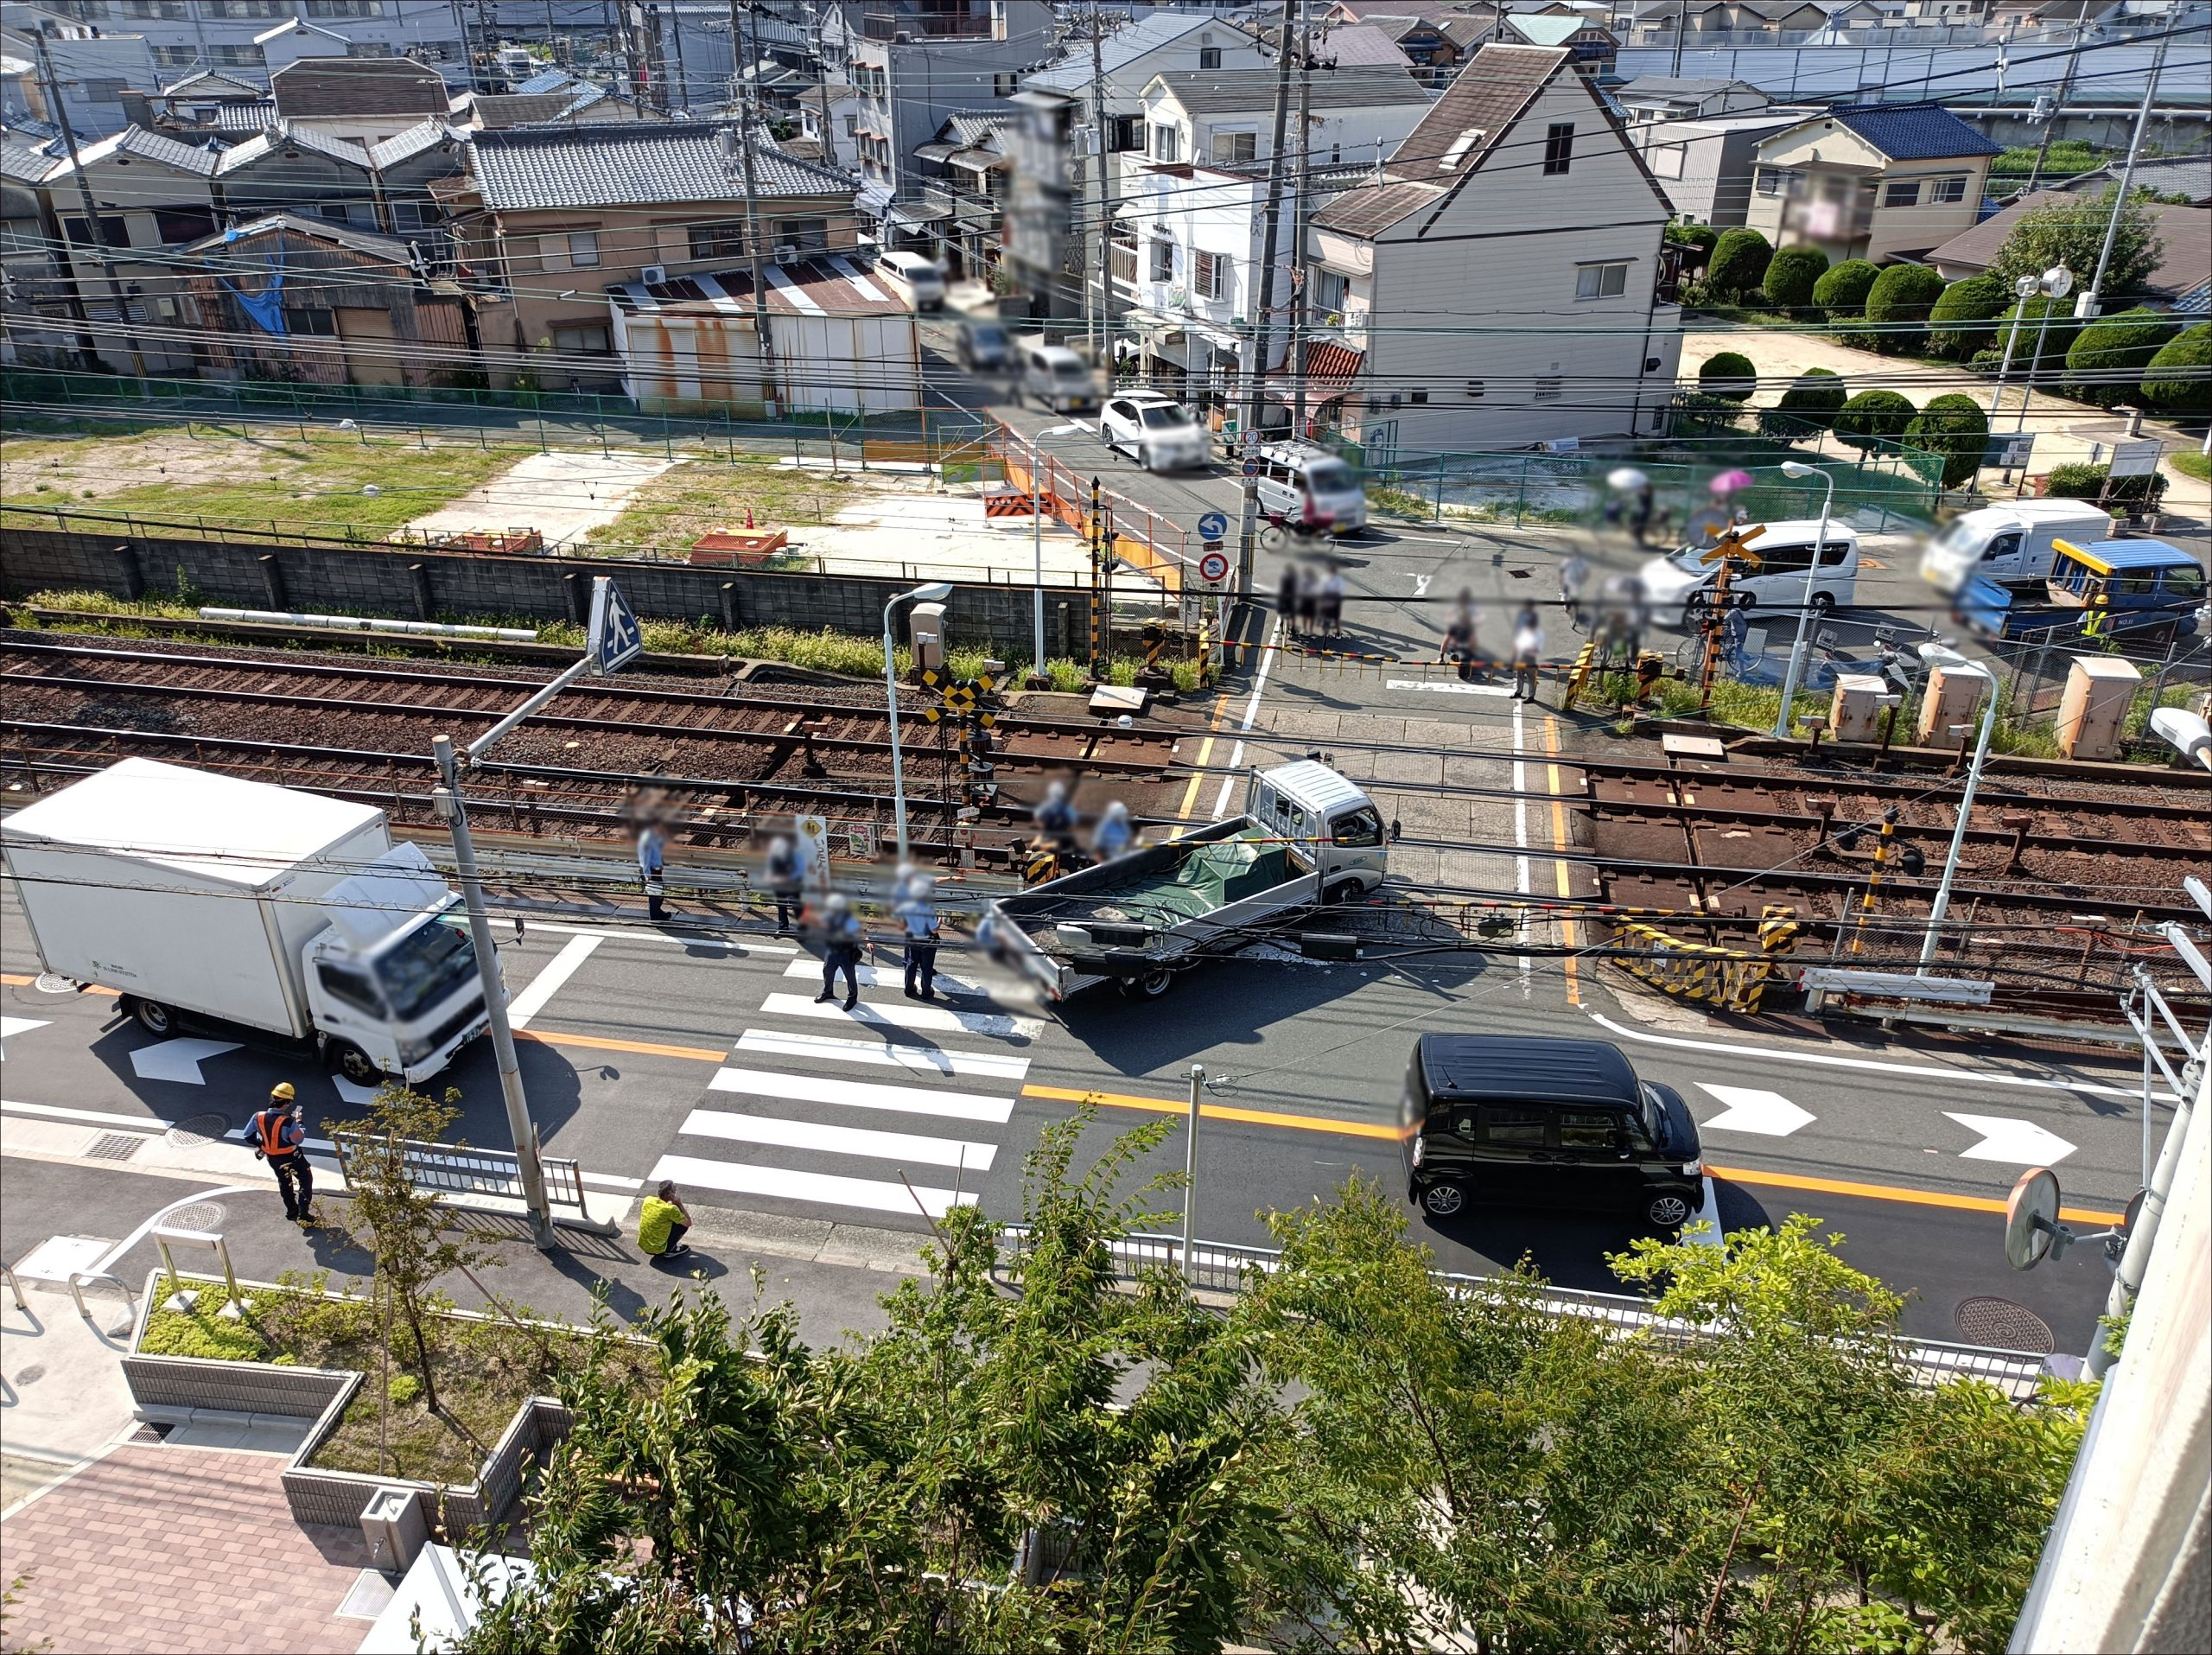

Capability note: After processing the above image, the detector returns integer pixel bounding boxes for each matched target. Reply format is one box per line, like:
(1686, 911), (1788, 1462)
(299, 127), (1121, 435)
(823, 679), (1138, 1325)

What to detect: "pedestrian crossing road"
(647, 965), (1042, 1229)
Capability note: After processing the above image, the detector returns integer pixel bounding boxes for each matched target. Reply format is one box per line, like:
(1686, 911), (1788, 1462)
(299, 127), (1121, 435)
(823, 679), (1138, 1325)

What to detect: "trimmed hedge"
(1833, 389), (1917, 451)
(1863, 264), (1948, 353)
(2065, 308), (2182, 407)
(1759, 367), (1849, 438)
(1812, 258), (1879, 320)
(1698, 351), (1758, 402)
(1927, 276), (2011, 360)
(1763, 245), (1829, 312)
(2047, 461), (2168, 507)
(1904, 393), (1991, 487)
(2139, 321), (2212, 417)
(1707, 228), (1774, 302)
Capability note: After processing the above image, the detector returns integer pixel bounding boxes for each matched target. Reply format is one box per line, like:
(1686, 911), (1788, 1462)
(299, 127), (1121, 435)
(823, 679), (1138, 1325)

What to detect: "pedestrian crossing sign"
(588, 577), (645, 673)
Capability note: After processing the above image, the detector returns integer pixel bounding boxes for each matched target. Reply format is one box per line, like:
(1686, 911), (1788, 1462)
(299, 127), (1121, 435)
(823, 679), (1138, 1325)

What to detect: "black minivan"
(1401, 1034), (1704, 1231)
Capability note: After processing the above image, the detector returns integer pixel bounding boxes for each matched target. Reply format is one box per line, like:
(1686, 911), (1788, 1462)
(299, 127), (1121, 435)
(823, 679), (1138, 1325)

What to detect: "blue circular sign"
(1197, 511), (1229, 540)
(1243, 459), (1261, 477)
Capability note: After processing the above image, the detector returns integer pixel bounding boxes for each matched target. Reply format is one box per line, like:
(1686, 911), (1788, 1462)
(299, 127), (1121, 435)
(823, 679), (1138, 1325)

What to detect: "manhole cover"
(84, 1132), (145, 1162)
(165, 1201), (228, 1232)
(1955, 1296), (2056, 1353)
(167, 1113), (231, 1149)
(33, 972), (79, 994)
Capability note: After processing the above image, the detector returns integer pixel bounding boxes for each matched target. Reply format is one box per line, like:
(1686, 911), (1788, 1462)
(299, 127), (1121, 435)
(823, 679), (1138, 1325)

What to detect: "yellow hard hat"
(270, 1082), (296, 1102)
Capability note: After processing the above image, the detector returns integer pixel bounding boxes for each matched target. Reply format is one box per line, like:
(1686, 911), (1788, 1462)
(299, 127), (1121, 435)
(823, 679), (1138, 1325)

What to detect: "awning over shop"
(1265, 340), (1364, 404)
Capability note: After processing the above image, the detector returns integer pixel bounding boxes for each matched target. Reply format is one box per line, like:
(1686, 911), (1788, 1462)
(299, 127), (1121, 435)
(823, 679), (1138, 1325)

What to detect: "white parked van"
(1016, 339), (1097, 413)
(873, 249), (945, 312)
(1640, 519), (1861, 624)
(1254, 441), (1366, 533)
(1918, 501), (2114, 596)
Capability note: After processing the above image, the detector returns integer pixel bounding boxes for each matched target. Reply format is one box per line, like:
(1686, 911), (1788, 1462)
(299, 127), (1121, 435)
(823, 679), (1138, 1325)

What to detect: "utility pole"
(729, 0), (778, 415)
(1235, 0), (1299, 600)
(1288, 0), (1313, 440)
(2076, 34), (2165, 322)
(35, 32), (148, 380)
(2021, 18), (2082, 194)
(1671, 0), (1687, 78)
(1088, 0), (1109, 363)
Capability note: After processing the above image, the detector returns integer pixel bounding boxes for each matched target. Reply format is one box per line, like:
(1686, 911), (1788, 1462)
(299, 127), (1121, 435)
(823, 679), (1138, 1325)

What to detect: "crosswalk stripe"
(761, 991), (1044, 1042)
(678, 1107), (997, 1170)
(506, 934), (601, 1029)
(650, 1153), (974, 1219)
(734, 1029), (1030, 1082)
(779, 959), (988, 996)
(709, 1065), (1014, 1123)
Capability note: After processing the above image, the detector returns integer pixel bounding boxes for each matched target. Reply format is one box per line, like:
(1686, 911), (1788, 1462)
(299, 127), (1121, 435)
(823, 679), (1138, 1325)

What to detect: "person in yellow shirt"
(636, 1181), (692, 1259)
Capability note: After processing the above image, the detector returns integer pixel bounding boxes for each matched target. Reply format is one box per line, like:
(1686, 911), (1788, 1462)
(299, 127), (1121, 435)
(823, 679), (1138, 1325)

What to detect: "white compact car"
(1639, 518), (1860, 626)
(1098, 393), (1211, 472)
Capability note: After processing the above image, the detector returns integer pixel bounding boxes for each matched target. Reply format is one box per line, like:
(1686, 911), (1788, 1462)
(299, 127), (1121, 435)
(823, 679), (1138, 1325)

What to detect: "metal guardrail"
(329, 1133), (614, 1235)
(997, 1226), (2051, 1399)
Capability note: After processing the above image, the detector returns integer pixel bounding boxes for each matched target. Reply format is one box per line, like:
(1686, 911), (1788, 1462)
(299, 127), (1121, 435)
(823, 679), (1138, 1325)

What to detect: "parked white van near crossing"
(873, 250), (945, 311)
(1253, 441), (1367, 533)
(1639, 519), (1861, 625)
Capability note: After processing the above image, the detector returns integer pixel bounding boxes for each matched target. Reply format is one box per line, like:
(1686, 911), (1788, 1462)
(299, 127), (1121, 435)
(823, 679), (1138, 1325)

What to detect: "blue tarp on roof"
(1827, 102), (1999, 162)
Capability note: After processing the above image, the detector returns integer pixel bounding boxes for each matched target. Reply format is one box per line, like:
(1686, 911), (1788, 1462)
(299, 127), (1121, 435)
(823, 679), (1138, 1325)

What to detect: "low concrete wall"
(0, 525), (1090, 659)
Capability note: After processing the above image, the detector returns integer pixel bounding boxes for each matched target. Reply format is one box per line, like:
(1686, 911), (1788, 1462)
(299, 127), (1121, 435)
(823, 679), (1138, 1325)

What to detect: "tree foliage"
(1813, 258), (1880, 319)
(1671, 221), (1720, 270)
(1864, 264), (1949, 353)
(1699, 350), (1758, 402)
(1762, 245), (1830, 312)
(1905, 393), (1993, 487)
(2139, 321), (2212, 417)
(1707, 227), (1774, 302)
(1834, 388), (1918, 450)
(2065, 307), (2183, 406)
(1760, 367), (1848, 439)
(1928, 275), (2012, 360)
(1987, 186), (2164, 296)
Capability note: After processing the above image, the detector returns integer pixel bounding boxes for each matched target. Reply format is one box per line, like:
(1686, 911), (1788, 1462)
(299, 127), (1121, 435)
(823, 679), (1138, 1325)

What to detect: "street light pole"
(1987, 273), (2040, 422)
(1770, 461), (1834, 741)
(1915, 646), (1999, 973)
(2015, 265), (2073, 435)
(1181, 1062), (1204, 1283)
(882, 580), (954, 862)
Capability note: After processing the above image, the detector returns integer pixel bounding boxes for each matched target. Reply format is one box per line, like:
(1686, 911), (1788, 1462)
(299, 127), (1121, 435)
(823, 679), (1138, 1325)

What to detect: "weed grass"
(2171, 449), (2210, 484)
(586, 451), (874, 551)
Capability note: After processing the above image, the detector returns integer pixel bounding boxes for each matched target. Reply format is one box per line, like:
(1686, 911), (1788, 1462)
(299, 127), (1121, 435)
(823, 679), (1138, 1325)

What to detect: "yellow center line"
(519, 1028), (730, 1064)
(1707, 1163), (2124, 1226)
(1021, 1083), (1407, 1141)
(1176, 688), (1234, 820)
(1541, 714), (1580, 1006)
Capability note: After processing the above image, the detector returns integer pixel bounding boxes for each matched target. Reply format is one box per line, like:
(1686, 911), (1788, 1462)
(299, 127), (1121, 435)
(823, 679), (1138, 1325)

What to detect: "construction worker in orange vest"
(247, 1083), (318, 1228)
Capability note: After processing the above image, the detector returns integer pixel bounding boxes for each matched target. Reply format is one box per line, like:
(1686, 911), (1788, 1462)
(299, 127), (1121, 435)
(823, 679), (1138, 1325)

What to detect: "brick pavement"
(1, 1443), (373, 1654)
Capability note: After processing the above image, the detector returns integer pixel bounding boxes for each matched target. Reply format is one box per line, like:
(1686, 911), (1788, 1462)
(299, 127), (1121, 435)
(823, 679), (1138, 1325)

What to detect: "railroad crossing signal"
(1699, 522), (1768, 570)
(918, 667), (997, 728)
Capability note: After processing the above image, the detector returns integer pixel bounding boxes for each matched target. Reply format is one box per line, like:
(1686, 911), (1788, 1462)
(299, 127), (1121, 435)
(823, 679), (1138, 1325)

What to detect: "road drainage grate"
(84, 1132), (146, 1162)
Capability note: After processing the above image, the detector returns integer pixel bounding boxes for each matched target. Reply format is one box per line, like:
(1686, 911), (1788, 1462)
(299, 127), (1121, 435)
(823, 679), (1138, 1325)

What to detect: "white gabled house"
(1304, 43), (1683, 461)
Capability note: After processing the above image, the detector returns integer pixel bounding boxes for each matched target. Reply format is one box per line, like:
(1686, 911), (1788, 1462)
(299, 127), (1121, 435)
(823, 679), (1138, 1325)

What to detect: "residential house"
(179, 210), (480, 385)
(269, 54), (447, 144)
(1368, 15), (1469, 84)
(1632, 108), (1803, 224)
(2051, 153), (2211, 205)
(24, 0), (470, 87)
(844, 1), (1052, 245)
(1497, 12), (1619, 74)
(1136, 67), (1428, 174)
(450, 120), (858, 391)
(1611, 75), (1771, 123)
(1745, 102), (2000, 262)
(912, 110), (1014, 279)
(1, 9), (159, 137)
(207, 118), (464, 237)
(449, 85), (666, 131)
(797, 81), (862, 172)
(1306, 43), (1683, 458)
(1315, 23), (1418, 68)
(1926, 189), (2210, 313)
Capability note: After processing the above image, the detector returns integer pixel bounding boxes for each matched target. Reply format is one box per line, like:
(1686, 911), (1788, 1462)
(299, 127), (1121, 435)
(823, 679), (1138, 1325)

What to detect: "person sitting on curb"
(637, 1180), (692, 1260)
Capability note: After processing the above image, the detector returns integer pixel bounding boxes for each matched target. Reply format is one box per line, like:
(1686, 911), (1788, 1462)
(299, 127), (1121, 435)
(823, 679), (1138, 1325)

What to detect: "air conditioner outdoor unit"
(641, 263), (667, 285)
(773, 244), (799, 262)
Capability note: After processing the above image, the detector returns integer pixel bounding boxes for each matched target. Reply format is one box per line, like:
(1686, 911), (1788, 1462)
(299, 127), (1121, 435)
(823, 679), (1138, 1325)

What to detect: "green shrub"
(2045, 461), (2167, 507)
(1706, 228), (1773, 302)
(1760, 368), (1849, 437)
(2065, 308), (2182, 406)
(388, 1372), (423, 1406)
(2139, 321), (2212, 417)
(1812, 258), (1879, 320)
(1927, 275), (2011, 359)
(1671, 222), (1719, 270)
(1862, 264), (1948, 352)
(1698, 350), (1758, 402)
(1762, 245), (1829, 312)
(1833, 389), (1917, 451)
(1904, 393), (1992, 487)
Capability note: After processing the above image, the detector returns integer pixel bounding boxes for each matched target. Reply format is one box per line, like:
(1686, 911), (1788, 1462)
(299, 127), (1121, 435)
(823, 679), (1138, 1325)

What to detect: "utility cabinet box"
(360, 1486), (429, 1575)
(1916, 664), (1986, 746)
(2056, 655), (2139, 761)
(907, 602), (946, 675)
(1829, 674), (1890, 742)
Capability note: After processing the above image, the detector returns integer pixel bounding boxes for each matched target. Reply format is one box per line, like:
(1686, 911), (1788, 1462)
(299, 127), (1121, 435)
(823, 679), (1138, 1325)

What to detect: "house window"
(1575, 261), (1629, 300)
(1884, 178), (1922, 207)
(285, 307), (336, 335)
(1151, 124), (1180, 163)
(689, 223), (746, 261)
(1199, 47), (1222, 68)
(61, 214), (130, 248)
(1110, 231), (1136, 285)
(1542, 122), (1574, 175)
(80, 78), (127, 102)
(1194, 250), (1226, 298)
(1929, 175), (1967, 203)
(1755, 167), (1803, 198)
(778, 219), (830, 251)
(553, 322), (613, 355)
(1409, 388), (1427, 404)
(1210, 130), (1256, 165)
(568, 231), (601, 269)
(1648, 142), (1684, 179)
(345, 41), (394, 57)
(1315, 268), (1347, 314)
(994, 71), (1018, 97)
(1109, 115), (1141, 152)
(1533, 375), (1563, 402)
(1150, 239), (1174, 282)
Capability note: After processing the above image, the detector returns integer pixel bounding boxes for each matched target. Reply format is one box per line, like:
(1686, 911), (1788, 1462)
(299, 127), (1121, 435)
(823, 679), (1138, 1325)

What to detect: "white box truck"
(1918, 500), (2115, 596)
(2, 758), (493, 1085)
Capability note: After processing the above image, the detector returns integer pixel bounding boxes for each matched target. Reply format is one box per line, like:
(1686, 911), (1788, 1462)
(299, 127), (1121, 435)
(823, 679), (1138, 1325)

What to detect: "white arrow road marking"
(129, 1038), (244, 1085)
(1944, 1112), (2078, 1167)
(330, 1076), (383, 1106)
(505, 933), (601, 1029)
(1410, 574), (1433, 596)
(1696, 1084), (1815, 1137)
(0, 1016), (52, 1056)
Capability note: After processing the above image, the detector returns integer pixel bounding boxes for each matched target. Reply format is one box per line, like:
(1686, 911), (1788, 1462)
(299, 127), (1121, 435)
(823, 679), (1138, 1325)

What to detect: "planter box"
(126, 1271), (574, 1536)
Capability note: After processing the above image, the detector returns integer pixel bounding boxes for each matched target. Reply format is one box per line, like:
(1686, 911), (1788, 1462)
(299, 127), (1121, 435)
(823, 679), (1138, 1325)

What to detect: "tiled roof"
(1374, 44), (1565, 188)
(512, 67), (578, 96)
(1312, 175), (1445, 236)
(1, 130), (58, 184)
(1824, 102), (2000, 162)
(2056, 153), (2211, 206)
(1152, 65), (1425, 116)
(469, 119), (849, 210)
(1317, 24), (1414, 68)
(160, 70), (266, 100)
(271, 56), (449, 119)
(70, 124), (223, 177)
(186, 211), (415, 265)
(366, 120), (459, 169)
(1024, 10), (1219, 92)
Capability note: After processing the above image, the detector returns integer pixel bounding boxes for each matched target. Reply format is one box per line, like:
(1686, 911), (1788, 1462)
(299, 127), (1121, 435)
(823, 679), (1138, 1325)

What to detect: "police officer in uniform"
(248, 1083), (318, 1227)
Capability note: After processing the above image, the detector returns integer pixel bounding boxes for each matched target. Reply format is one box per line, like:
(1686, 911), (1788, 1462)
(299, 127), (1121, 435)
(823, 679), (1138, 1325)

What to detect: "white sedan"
(1098, 393), (1211, 472)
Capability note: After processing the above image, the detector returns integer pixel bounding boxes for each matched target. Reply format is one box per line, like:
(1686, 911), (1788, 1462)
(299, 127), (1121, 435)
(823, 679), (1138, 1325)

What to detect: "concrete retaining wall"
(0, 525), (1090, 659)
